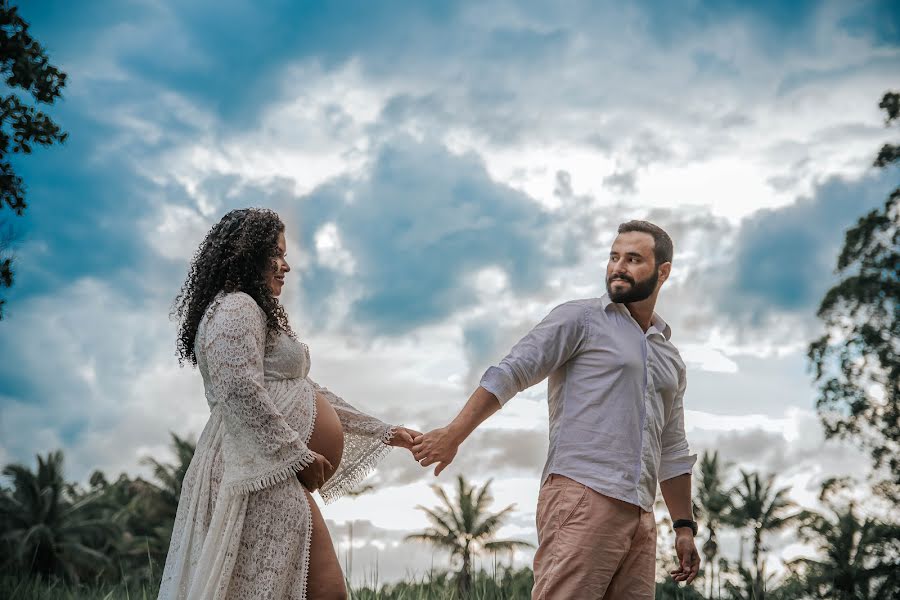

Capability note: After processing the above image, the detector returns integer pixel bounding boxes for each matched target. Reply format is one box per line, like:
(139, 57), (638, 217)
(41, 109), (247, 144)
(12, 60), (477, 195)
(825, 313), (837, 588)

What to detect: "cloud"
(0, 278), (206, 482)
(602, 170), (638, 194)
(723, 171), (894, 320)
(294, 138), (578, 335)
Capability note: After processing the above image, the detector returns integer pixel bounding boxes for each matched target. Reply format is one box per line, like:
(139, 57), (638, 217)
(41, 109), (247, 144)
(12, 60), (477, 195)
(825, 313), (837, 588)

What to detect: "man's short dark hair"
(617, 220), (674, 265)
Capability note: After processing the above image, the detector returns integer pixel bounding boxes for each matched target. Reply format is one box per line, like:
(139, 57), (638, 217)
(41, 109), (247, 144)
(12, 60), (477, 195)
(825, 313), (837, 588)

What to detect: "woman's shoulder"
(206, 291), (266, 325)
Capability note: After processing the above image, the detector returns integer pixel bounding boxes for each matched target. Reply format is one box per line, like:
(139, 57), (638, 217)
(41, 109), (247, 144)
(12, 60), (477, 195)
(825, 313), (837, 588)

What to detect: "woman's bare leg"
(305, 488), (347, 600)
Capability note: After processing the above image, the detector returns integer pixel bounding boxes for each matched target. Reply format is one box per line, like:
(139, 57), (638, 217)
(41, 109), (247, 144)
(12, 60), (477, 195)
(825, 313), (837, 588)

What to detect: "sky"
(2, 0), (899, 587)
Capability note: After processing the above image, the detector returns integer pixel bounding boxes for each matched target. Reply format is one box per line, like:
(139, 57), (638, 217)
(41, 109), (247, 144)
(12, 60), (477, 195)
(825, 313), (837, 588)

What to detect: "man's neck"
(624, 298), (657, 332)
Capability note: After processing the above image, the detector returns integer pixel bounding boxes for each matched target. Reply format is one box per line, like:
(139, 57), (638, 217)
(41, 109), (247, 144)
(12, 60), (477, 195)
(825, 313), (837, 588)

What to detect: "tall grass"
(0, 576), (159, 600)
(349, 566), (534, 600)
(2, 569), (703, 599)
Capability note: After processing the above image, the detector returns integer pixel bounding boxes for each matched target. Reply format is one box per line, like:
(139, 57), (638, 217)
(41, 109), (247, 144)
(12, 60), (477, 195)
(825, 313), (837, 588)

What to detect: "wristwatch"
(672, 519), (698, 536)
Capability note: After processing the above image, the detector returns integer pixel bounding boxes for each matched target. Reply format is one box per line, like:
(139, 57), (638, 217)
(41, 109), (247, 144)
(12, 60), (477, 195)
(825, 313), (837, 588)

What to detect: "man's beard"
(606, 268), (659, 303)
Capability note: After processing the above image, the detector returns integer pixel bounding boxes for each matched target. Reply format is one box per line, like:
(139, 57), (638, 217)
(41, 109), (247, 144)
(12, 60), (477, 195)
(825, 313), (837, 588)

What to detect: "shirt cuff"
(479, 366), (517, 406)
(659, 452), (698, 482)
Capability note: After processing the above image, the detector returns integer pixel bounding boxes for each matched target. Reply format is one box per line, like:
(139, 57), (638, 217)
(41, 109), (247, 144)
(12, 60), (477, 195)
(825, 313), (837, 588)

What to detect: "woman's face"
(267, 231), (290, 296)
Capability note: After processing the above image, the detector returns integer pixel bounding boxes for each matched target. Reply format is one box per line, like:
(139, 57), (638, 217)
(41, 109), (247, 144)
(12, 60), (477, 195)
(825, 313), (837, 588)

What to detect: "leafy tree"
(789, 478), (900, 599)
(721, 562), (810, 600)
(808, 90), (900, 502)
(728, 471), (799, 600)
(0, 450), (117, 582)
(405, 475), (533, 597)
(0, 2), (68, 318)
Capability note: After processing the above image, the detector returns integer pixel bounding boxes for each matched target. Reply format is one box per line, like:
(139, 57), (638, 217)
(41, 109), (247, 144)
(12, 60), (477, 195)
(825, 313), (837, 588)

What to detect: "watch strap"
(672, 519), (698, 535)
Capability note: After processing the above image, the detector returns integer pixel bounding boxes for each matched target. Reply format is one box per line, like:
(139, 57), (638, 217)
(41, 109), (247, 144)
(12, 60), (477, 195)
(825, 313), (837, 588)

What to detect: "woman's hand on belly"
(297, 451), (333, 493)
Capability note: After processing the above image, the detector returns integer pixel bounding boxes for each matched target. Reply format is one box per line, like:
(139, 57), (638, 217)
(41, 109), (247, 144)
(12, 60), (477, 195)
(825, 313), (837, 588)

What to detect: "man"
(412, 220), (700, 599)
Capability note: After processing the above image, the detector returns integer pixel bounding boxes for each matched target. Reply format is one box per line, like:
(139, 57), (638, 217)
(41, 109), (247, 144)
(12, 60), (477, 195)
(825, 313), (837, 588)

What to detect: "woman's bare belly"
(307, 391), (344, 482)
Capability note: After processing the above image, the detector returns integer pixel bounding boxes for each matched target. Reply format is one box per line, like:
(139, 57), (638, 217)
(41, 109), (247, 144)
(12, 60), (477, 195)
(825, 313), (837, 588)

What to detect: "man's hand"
(412, 426), (461, 476)
(297, 451), (333, 493)
(670, 530), (700, 584)
(387, 427), (422, 451)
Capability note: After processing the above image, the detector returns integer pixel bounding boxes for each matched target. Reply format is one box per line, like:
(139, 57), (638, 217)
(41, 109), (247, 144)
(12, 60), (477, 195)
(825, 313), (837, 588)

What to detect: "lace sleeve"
(204, 292), (316, 495)
(308, 378), (397, 503)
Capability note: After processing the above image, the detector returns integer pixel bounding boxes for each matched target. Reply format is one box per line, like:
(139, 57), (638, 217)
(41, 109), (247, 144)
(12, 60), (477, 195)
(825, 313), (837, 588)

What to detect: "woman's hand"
(387, 427), (422, 451)
(297, 451), (333, 493)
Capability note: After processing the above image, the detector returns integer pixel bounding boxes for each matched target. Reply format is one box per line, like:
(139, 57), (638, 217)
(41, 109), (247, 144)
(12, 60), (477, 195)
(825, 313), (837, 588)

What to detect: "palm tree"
(729, 471), (798, 599)
(126, 431), (196, 578)
(405, 475), (533, 597)
(0, 450), (118, 582)
(695, 450), (733, 599)
(791, 499), (900, 599)
(139, 431), (196, 521)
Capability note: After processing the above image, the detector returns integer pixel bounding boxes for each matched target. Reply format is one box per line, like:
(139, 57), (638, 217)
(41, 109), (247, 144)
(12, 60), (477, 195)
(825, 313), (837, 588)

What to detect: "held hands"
(387, 427), (422, 450)
(411, 426), (460, 476)
(670, 530), (700, 584)
(297, 451), (333, 493)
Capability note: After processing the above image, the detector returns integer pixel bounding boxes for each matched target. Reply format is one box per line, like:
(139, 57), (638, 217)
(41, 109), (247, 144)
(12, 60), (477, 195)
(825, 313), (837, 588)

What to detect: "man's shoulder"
(549, 298), (600, 319)
(555, 297), (602, 311)
(543, 298), (603, 332)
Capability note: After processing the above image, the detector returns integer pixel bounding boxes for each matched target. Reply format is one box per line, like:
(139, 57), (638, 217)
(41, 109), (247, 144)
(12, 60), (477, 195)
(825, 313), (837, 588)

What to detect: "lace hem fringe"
(299, 485), (313, 600)
(319, 426), (397, 504)
(224, 448), (316, 496)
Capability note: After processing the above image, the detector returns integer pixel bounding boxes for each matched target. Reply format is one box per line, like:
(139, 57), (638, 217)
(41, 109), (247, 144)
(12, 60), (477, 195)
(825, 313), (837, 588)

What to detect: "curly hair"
(171, 207), (294, 366)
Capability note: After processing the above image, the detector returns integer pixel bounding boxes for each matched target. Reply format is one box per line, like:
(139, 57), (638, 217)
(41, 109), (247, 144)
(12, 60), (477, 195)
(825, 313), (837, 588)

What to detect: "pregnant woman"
(157, 208), (418, 600)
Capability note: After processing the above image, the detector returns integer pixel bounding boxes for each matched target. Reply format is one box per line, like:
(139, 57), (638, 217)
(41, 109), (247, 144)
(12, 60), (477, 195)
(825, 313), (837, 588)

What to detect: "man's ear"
(658, 261), (672, 285)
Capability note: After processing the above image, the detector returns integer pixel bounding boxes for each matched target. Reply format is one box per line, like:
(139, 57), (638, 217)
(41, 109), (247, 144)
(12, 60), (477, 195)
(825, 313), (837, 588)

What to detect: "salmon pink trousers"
(532, 474), (657, 600)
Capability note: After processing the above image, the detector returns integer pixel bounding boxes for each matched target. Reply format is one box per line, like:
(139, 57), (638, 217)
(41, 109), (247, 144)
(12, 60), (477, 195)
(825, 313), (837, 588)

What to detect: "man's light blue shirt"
(480, 294), (697, 512)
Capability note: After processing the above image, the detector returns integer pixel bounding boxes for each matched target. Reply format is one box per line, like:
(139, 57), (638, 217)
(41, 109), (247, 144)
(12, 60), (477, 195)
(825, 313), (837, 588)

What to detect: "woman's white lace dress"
(157, 292), (396, 599)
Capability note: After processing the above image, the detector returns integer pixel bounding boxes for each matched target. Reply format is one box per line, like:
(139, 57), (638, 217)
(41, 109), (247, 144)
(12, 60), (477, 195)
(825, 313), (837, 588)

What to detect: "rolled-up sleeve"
(659, 369), (697, 481)
(480, 301), (588, 406)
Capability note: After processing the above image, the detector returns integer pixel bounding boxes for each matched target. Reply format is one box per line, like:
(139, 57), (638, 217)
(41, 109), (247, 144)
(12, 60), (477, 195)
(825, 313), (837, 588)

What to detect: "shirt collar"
(600, 293), (672, 341)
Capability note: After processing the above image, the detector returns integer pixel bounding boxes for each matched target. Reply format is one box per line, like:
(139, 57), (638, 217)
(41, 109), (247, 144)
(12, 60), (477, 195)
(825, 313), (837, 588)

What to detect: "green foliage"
(351, 567), (534, 600)
(788, 480), (900, 599)
(0, 433), (195, 589)
(108, 432), (195, 584)
(405, 476), (533, 597)
(0, 451), (118, 583)
(694, 451), (733, 598)
(874, 91), (899, 167)
(0, 574), (159, 599)
(654, 577), (708, 600)
(1, 439), (896, 598)
(808, 90), (900, 500)
(0, 3), (68, 318)
(727, 471), (799, 599)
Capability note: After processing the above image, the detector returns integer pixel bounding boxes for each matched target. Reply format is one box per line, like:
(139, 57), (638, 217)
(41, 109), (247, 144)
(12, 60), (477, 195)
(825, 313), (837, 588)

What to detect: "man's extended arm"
(412, 301), (588, 475)
(412, 386), (500, 475)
